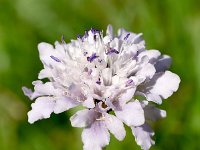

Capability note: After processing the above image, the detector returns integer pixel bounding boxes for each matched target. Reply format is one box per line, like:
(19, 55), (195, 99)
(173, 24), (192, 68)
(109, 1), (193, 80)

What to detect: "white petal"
(106, 24), (113, 39)
(115, 100), (145, 126)
(102, 68), (112, 86)
(131, 123), (155, 150)
(134, 91), (163, 104)
(105, 114), (126, 141)
(38, 68), (52, 79)
(82, 121), (110, 150)
(147, 71), (180, 100)
(136, 63), (156, 79)
(147, 93), (163, 104)
(117, 87), (136, 108)
(28, 97), (55, 124)
(117, 28), (144, 45)
(70, 109), (97, 128)
(38, 42), (54, 65)
(54, 97), (78, 114)
(31, 82), (61, 99)
(138, 50), (161, 64)
(82, 96), (95, 108)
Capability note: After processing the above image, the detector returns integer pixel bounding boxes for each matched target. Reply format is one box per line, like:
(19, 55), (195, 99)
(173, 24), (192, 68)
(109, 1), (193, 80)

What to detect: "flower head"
(23, 25), (180, 150)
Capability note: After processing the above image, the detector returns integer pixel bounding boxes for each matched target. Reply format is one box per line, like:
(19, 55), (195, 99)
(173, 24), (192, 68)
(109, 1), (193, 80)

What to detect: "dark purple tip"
(106, 48), (119, 55)
(87, 53), (99, 62)
(96, 80), (101, 85)
(98, 59), (103, 63)
(91, 28), (100, 34)
(83, 51), (88, 56)
(50, 55), (61, 62)
(124, 33), (130, 40)
(77, 34), (82, 39)
(126, 79), (134, 87)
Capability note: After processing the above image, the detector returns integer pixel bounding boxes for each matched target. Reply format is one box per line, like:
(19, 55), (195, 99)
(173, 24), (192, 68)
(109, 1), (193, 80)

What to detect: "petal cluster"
(23, 25), (180, 150)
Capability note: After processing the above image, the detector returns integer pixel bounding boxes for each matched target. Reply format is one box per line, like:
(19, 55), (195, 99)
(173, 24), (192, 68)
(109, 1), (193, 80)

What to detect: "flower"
(22, 25), (180, 150)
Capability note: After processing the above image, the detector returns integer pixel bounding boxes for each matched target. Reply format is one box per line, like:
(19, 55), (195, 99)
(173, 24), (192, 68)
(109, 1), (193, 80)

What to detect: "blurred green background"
(0, 0), (199, 149)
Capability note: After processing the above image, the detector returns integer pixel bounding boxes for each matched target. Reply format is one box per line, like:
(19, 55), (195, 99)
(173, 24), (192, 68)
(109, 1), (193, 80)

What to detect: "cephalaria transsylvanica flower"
(22, 25), (180, 150)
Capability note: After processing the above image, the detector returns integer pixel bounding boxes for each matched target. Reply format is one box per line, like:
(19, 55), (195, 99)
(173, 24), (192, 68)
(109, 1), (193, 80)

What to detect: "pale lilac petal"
(144, 106), (166, 121)
(22, 87), (33, 99)
(82, 121), (110, 150)
(117, 28), (144, 45)
(115, 100), (145, 126)
(102, 68), (112, 86)
(105, 114), (126, 141)
(38, 68), (52, 79)
(138, 50), (161, 64)
(54, 97), (78, 114)
(145, 93), (162, 104)
(131, 123), (155, 150)
(136, 63), (156, 79)
(134, 91), (162, 104)
(38, 42), (54, 65)
(28, 97), (55, 124)
(147, 71), (180, 100)
(140, 101), (166, 121)
(82, 96), (95, 108)
(70, 109), (97, 128)
(106, 24), (113, 39)
(154, 55), (171, 72)
(117, 87), (136, 108)
(137, 71), (180, 104)
(31, 82), (61, 99)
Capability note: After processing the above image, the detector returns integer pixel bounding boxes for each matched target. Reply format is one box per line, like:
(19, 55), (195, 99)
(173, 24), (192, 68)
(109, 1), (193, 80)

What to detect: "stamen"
(91, 28), (100, 34)
(126, 79), (134, 87)
(61, 35), (66, 44)
(50, 55), (61, 62)
(124, 33), (130, 40)
(77, 34), (82, 39)
(96, 80), (101, 85)
(106, 48), (119, 55)
(87, 53), (99, 62)
(96, 78), (101, 85)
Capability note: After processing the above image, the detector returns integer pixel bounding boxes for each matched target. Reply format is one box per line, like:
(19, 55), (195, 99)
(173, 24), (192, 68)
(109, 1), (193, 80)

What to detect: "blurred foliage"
(0, 0), (200, 149)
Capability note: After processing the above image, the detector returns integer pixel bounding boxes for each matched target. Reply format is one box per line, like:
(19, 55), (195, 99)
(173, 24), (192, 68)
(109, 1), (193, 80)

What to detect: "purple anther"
(50, 55), (61, 62)
(77, 34), (82, 39)
(126, 79), (134, 87)
(83, 51), (88, 56)
(87, 53), (99, 62)
(91, 28), (100, 34)
(77, 34), (84, 42)
(124, 33), (130, 40)
(106, 48), (119, 55)
(98, 59), (102, 63)
(96, 80), (101, 85)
